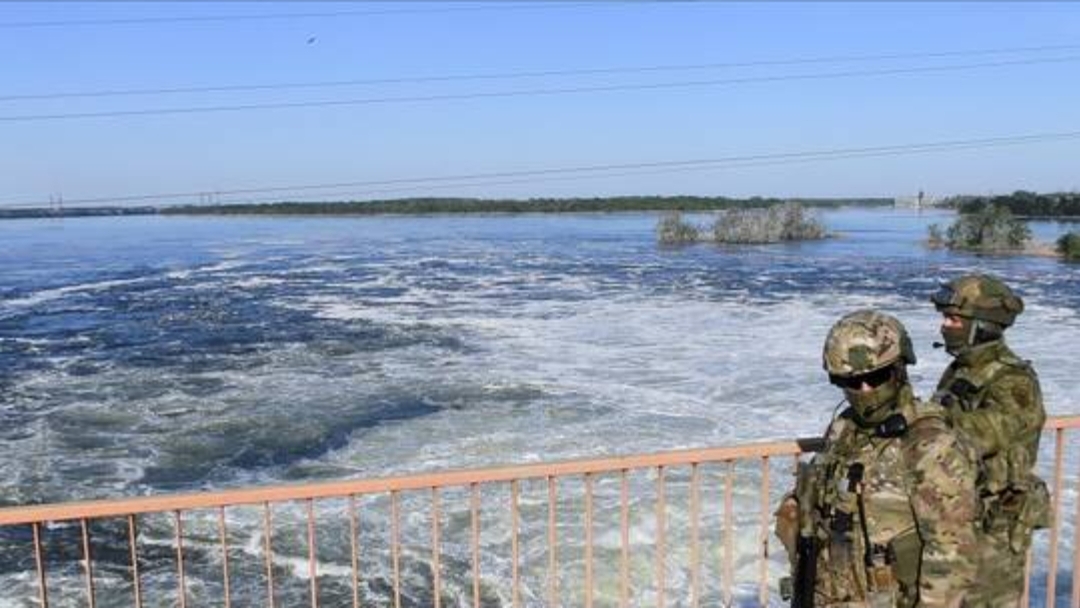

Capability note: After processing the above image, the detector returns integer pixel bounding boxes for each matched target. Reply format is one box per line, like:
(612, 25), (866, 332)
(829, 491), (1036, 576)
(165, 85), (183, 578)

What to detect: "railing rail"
(2, 416), (1079, 607)
(0, 439), (825, 527)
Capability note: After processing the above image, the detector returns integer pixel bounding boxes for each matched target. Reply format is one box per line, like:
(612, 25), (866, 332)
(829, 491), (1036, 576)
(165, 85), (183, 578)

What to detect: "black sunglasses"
(829, 366), (894, 390)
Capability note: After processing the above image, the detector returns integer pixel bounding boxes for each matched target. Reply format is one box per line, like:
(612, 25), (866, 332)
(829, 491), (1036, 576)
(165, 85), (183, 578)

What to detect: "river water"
(1, 207), (1079, 606)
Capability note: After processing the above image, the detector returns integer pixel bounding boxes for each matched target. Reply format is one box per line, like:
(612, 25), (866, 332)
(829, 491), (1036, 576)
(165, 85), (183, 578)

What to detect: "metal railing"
(1, 417), (1079, 608)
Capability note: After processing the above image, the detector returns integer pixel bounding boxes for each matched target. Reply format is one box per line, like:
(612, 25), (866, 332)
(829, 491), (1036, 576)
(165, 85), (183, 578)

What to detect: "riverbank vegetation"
(945, 191), (1080, 218)
(657, 202), (828, 245)
(163, 195), (888, 216)
(0, 206), (155, 220)
(3, 196), (889, 220)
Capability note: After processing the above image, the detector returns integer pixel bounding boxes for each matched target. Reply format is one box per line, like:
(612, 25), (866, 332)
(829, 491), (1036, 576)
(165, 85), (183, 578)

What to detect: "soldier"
(775, 310), (980, 608)
(931, 274), (1051, 608)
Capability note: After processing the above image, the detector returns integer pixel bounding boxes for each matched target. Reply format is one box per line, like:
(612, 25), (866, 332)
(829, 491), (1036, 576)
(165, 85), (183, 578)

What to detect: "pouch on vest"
(887, 527), (922, 593)
(1009, 475), (1052, 553)
(866, 589), (896, 608)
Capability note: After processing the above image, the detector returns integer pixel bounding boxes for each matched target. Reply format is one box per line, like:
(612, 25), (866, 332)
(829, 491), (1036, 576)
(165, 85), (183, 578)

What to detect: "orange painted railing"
(1, 417), (1078, 607)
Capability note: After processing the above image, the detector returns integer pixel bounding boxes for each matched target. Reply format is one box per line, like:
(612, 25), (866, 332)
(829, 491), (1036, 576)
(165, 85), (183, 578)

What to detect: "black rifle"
(792, 533), (819, 608)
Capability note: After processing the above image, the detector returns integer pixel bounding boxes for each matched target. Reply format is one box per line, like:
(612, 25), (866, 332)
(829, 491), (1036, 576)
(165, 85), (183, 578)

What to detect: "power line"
(5, 130), (1077, 208)
(332, 135), (1080, 201)
(0, 3), (604, 29)
(3, 43), (1078, 102)
(2, 55), (1077, 123)
(204, 132), (1080, 203)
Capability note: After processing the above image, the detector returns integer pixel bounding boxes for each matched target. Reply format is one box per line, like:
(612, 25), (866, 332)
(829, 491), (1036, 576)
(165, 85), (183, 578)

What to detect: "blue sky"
(2, 2), (1078, 207)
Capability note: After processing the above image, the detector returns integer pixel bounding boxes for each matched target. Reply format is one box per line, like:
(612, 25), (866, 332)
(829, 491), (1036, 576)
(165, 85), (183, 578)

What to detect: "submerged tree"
(927, 223), (946, 248)
(942, 203), (1031, 251)
(1057, 232), (1080, 261)
(656, 210), (701, 244)
(712, 202), (826, 244)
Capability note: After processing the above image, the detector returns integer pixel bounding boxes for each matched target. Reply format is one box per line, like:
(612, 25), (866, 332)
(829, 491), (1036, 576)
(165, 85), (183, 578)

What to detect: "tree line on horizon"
(160, 195), (892, 216)
(944, 191), (1080, 218)
(8, 191), (1080, 221)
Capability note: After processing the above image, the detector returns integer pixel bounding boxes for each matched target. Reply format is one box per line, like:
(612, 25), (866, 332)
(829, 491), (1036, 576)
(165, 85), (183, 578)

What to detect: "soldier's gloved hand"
(774, 495), (799, 563)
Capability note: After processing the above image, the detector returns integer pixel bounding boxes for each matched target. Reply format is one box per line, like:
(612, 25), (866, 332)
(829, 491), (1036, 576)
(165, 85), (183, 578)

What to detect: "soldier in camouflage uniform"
(775, 310), (981, 608)
(931, 274), (1050, 608)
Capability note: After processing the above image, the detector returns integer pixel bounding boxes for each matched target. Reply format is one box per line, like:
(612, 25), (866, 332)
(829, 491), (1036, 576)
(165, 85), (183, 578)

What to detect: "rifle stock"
(792, 534), (818, 608)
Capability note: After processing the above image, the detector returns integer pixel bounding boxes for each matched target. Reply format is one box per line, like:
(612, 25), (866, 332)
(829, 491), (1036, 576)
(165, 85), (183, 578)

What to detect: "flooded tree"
(1057, 232), (1080, 261)
(712, 202), (826, 244)
(656, 210), (701, 244)
(942, 203), (1031, 251)
(927, 223), (947, 248)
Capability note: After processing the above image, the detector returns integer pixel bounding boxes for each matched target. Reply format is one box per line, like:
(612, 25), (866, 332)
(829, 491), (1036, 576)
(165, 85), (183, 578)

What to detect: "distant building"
(894, 192), (943, 208)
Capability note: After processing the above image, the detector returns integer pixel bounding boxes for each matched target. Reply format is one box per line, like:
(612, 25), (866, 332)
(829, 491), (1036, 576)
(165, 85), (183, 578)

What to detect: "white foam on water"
(253, 265), (1080, 487)
(227, 276), (287, 289)
(0, 277), (147, 313)
(163, 259), (247, 281)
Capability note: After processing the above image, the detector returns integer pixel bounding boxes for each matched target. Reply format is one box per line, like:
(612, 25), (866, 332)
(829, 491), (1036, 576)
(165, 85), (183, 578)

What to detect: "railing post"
(723, 460), (735, 608)
(1022, 548), (1032, 608)
(391, 491), (401, 608)
(690, 464), (701, 608)
(759, 457), (770, 607)
(174, 511), (185, 608)
(656, 465), (666, 608)
(349, 495), (360, 608)
(584, 473), (594, 608)
(1072, 465), (1080, 608)
(431, 488), (441, 608)
(127, 515), (143, 608)
(81, 518), (96, 608)
(264, 503), (275, 608)
(307, 499), (319, 608)
(510, 480), (520, 608)
(548, 476), (559, 608)
(471, 483), (481, 608)
(1045, 428), (1065, 608)
(217, 509), (230, 608)
(620, 469), (629, 608)
(32, 522), (49, 608)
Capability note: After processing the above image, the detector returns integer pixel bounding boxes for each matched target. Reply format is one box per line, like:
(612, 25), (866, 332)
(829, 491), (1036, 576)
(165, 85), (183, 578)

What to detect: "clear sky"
(2, 1), (1079, 207)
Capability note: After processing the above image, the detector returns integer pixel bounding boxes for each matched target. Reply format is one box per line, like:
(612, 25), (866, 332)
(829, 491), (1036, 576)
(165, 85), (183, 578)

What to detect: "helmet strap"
(966, 317), (978, 347)
(972, 319), (1003, 345)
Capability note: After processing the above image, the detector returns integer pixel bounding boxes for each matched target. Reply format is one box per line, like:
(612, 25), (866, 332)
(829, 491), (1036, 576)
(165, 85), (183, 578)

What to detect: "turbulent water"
(2, 208), (1079, 606)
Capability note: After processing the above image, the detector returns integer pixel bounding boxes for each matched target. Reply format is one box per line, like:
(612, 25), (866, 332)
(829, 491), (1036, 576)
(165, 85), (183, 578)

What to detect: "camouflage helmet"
(823, 310), (916, 377)
(931, 273), (1024, 327)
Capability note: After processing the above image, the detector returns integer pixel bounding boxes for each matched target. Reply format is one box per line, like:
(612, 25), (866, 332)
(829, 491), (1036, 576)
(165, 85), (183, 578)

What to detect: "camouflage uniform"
(931, 275), (1050, 608)
(777, 310), (981, 608)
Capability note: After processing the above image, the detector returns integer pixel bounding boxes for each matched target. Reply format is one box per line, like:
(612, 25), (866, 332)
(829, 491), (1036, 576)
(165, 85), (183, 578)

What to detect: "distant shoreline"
(0, 206), (158, 220)
(0, 196), (894, 220)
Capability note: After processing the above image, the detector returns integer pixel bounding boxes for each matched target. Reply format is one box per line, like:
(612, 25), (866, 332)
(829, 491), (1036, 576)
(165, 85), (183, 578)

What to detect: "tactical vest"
(935, 344), (1050, 549)
(804, 397), (943, 608)
(936, 348), (1039, 489)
